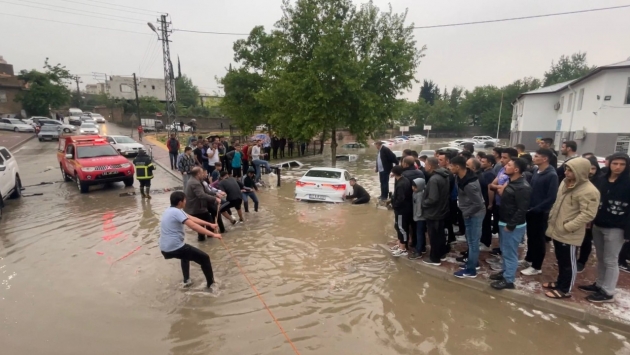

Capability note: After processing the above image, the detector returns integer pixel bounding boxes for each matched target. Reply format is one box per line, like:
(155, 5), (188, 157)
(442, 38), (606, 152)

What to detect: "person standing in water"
(160, 191), (221, 289)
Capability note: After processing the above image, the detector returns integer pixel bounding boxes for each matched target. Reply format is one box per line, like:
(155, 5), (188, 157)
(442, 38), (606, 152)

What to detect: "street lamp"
(147, 22), (157, 35)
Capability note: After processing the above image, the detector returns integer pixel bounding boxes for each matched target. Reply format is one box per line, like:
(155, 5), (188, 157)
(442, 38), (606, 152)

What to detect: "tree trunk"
(319, 129), (326, 155)
(330, 127), (337, 168)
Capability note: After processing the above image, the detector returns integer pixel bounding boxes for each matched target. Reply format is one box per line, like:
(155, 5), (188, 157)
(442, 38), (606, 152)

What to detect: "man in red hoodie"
(242, 141), (250, 176)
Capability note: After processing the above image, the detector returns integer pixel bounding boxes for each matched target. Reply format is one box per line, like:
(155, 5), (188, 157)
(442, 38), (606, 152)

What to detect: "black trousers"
(427, 219), (446, 263)
(279, 146), (285, 158)
(578, 228), (593, 265)
(351, 196), (370, 205)
(288, 146), (294, 157)
(191, 212), (213, 241)
(207, 205), (225, 233)
(553, 240), (577, 294)
(232, 167), (242, 179)
(620, 242), (630, 265)
(481, 205), (493, 247)
(161, 244), (214, 287)
(525, 211), (549, 270)
(394, 212), (410, 245)
(446, 200), (457, 242)
(139, 179), (151, 188)
(272, 147), (278, 159)
(243, 161), (250, 175)
(492, 206), (499, 234)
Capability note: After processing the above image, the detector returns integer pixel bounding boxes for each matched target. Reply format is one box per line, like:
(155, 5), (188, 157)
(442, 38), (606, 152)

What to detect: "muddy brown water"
(1, 139), (629, 354)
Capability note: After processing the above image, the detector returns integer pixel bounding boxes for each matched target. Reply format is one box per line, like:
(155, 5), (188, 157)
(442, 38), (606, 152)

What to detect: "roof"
(521, 79), (576, 96)
(308, 167), (346, 172)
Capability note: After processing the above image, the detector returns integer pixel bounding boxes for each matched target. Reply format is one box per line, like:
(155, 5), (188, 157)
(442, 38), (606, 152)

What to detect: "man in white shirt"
(206, 142), (220, 174)
(252, 140), (271, 182)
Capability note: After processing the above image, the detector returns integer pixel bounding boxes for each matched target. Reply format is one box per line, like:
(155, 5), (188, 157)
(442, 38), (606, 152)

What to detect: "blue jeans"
(242, 191), (259, 212)
(169, 152), (178, 169)
(252, 160), (271, 182)
(415, 220), (427, 254)
(464, 215), (484, 275)
(500, 225), (526, 283)
(378, 171), (389, 200)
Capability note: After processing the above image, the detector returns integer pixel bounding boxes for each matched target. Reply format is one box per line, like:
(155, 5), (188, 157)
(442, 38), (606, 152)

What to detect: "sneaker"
(578, 283), (600, 293)
(491, 279), (515, 290)
(489, 272), (505, 281)
(440, 255), (448, 262)
(456, 256), (468, 263)
(479, 244), (491, 252)
(577, 262), (585, 273)
(408, 250), (422, 260)
(520, 267), (542, 276)
(455, 235), (467, 243)
(392, 249), (408, 257)
(389, 245), (400, 252)
(486, 256), (501, 264)
(518, 259), (531, 268)
(459, 263), (481, 270)
(423, 259), (441, 266)
(586, 290), (614, 303)
(620, 263), (630, 273)
(489, 263), (503, 271)
(454, 269), (477, 279)
(183, 279), (194, 288)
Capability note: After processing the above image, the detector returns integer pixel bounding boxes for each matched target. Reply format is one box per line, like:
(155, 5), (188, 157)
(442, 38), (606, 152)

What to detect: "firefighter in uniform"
(133, 149), (156, 198)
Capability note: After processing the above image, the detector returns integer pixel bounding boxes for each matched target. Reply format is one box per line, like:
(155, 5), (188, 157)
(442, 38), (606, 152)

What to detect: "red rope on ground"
(219, 238), (301, 355)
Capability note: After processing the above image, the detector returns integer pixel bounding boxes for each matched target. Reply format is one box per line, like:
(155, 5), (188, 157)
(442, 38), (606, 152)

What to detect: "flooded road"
(1, 135), (629, 354)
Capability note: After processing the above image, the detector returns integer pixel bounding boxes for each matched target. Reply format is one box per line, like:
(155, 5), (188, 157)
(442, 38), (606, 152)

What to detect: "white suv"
(0, 146), (21, 217)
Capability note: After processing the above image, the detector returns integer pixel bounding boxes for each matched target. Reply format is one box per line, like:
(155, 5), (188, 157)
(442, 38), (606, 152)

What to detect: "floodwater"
(1, 133), (629, 355)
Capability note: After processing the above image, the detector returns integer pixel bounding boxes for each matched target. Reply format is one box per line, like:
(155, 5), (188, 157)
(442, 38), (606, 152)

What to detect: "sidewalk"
(381, 236), (630, 333)
(144, 135), (182, 181)
(0, 131), (35, 151)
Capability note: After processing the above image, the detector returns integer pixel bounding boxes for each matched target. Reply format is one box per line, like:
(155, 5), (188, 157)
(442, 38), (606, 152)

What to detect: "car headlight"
(120, 163), (132, 168)
(81, 167), (96, 172)
(80, 129), (85, 133)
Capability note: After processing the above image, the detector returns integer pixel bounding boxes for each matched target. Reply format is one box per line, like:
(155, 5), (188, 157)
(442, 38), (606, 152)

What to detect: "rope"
(218, 238), (301, 355)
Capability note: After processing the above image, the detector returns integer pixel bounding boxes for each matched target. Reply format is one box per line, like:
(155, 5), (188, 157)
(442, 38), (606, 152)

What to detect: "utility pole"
(73, 75), (82, 108)
(496, 92), (504, 141)
(133, 73), (141, 137)
(148, 15), (177, 138)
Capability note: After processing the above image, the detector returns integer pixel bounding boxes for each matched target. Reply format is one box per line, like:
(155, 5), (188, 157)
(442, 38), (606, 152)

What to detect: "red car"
(57, 135), (135, 193)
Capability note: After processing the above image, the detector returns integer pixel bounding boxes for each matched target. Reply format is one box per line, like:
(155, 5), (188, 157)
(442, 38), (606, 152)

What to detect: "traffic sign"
(424, 125), (432, 130)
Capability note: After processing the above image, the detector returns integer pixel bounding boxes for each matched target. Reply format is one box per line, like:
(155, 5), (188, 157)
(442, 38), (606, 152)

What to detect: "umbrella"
(252, 133), (270, 145)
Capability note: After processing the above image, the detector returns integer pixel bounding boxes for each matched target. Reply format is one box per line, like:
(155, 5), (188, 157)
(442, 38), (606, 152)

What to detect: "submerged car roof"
(308, 167), (346, 172)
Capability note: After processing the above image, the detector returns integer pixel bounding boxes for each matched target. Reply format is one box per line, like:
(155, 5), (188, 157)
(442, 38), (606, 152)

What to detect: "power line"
(16, 0), (151, 22)
(173, 28), (249, 36)
(65, 0), (165, 14)
(57, 0), (162, 17)
(1, 0), (146, 24)
(0, 12), (151, 35)
(413, 4), (630, 29)
(138, 37), (157, 76)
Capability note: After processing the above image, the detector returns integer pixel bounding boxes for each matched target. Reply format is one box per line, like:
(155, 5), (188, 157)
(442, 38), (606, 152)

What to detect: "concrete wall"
(109, 76), (166, 101)
(513, 94), (560, 132)
(0, 80), (23, 115)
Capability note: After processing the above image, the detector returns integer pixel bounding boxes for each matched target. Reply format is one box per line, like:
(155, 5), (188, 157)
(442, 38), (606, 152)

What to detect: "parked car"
(341, 142), (365, 148)
(80, 116), (97, 125)
(0, 146), (22, 204)
(167, 123), (192, 132)
(437, 146), (463, 155)
(395, 136), (409, 141)
(103, 135), (145, 156)
(379, 140), (394, 148)
(392, 138), (405, 144)
(393, 150), (403, 162)
(57, 136), (135, 193)
(82, 112), (106, 123)
(0, 118), (35, 132)
(38, 125), (61, 141)
(79, 123), (99, 135)
(32, 118), (76, 133)
(295, 167), (351, 203)
(448, 139), (468, 147)
(409, 135), (426, 142)
(419, 149), (436, 157)
(472, 136), (500, 144)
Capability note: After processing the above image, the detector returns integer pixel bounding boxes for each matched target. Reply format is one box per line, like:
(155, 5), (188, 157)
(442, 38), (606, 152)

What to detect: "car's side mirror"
(0, 166), (5, 171)
(65, 154), (73, 159)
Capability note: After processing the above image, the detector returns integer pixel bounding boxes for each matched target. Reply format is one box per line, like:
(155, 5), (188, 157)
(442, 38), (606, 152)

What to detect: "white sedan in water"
(295, 167), (352, 203)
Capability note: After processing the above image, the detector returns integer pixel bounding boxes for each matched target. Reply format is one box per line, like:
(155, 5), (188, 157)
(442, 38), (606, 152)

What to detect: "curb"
(7, 135), (36, 151)
(377, 244), (630, 335)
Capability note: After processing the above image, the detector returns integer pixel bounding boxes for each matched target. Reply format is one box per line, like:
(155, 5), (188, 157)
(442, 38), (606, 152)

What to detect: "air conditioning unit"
(554, 102), (561, 110)
(574, 129), (586, 140)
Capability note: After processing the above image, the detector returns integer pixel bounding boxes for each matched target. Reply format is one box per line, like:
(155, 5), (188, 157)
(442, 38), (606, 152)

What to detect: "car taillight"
(324, 183), (346, 191)
(296, 181), (314, 187)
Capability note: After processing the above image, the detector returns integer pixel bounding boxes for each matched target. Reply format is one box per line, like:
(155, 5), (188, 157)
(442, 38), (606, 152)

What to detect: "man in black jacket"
(390, 166), (413, 257)
(537, 137), (558, 168)
(579, 153), (630, 303)
(479, 155), (497, 249)
(346, 178), (370, 205)
(184, 167), (223, 241)
(401, 156), (425, 250)
(557, 140), (579, 183)
(375, 141), (398, 201)
(490, 158), (531, 290)
(421, 157), (451, 265)
(217, 171), (246, 224)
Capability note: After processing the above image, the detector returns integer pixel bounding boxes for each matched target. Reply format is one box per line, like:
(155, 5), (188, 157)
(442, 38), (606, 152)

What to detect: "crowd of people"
(377, 138), (630, 303)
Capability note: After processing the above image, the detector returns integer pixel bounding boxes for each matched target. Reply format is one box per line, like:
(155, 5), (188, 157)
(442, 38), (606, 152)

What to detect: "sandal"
(542, 282), (557, 290)
(545, 289), (571, 299)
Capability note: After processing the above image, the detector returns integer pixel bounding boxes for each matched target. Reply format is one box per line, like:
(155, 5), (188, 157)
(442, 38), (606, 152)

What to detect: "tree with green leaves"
(419, 79), (440, 105)
(16, 58), (73, 116)
(543, 52), (596, 86)
(175, 75), (200, 108)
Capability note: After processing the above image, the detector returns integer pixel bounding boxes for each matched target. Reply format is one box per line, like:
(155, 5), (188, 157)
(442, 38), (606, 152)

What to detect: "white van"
(68, 108), (83, 118)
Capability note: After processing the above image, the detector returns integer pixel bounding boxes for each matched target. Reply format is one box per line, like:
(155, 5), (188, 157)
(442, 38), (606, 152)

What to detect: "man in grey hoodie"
(422, 157), (451, 265)
(449, 156), (486, 278)
(408, 177), (427, 260)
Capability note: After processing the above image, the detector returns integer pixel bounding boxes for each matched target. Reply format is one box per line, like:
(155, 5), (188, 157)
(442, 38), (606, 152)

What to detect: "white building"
(108, 76), (166, 101)
(85, 83), (106, 95)
(511, 58), (630, 156)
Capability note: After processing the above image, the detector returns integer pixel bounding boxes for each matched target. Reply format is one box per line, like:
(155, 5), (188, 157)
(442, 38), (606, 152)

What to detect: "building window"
(616, 135), (630, 154)
(626, 78), (630, 105)
(0, 91), (6, 103)
(120, 84), (133, 93)
(152, 85), (156, 90)
(568, 93), (573, 113)
(559, 96), (564, 113)
(577, 88), (584, 110)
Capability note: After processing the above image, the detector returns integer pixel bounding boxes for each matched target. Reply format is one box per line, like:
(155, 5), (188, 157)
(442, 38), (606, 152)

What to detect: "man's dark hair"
(542, 137), (554, 145)
(450, 155), (467, 169)
(582, 152), (595, 158)
(463, 143), (474, 153)
(470, 158), (481, 172)
(514, 144), (526, 152)
(476, 151), (487, 159)
(606, 155), (613, 162)
(391, 165), (404, 176)
(460, 151), (473, 160)
(403, 156), (415, 167)
(521, 153), (533, 165)
(410, 150), (419, 158)
(220, 171), (229, 178)
(403, 149), (412, 156)
(198, 135), (203, 140)
(184, 146), (192, 152)
(426, 157), (439, 169)
(438, 151), (451, 162)
(214, 162), (222, 167)
(563, 140), (577, 152)
(502, 147), (518, 158)
(535, 148), (554, 161)
(492, 147), (503, 155)
(513, 158), (528, 174)
(483, 155), (496, 166)
(170, 191), (186, 207)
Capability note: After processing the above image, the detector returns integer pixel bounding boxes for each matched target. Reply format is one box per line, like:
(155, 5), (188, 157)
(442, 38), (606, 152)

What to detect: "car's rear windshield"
(77, 145), (118, 159)
(41, 126), (57, 131)
(305, 170), (341, 179)
(114, 136), (135, 143)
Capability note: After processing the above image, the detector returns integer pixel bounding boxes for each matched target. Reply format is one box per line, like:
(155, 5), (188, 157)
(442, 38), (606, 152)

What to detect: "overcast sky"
(2, 0), (629, 100)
